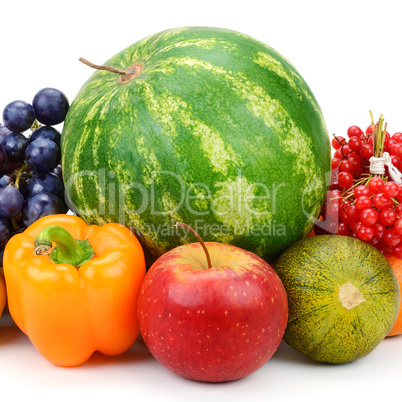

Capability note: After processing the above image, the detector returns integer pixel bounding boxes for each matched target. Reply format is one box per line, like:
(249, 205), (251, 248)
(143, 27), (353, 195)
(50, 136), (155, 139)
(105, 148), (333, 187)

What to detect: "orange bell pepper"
(3, 214), (146, 367)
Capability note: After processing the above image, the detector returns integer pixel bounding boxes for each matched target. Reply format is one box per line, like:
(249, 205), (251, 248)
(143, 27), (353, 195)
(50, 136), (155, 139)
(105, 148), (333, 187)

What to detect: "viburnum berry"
(331, 157), (340, 170)
(348, 137), (362, 153)
(357, 225), (374, 242)
(325, 117), (402, 259)
(391, 143), (402, 159)
(372, 222), (386, 240)
(342, 205), (360, 224)
(390, 155), (401, 170)
(355, 196), (372, 211)
(384, 139), (396, 153)
(360, 143), (373, 159)
(354, 185), (371, 199)
(342, 199), (352, 210)
(366, 124), (375, 135)
(396, 203), (402, 215)
(360, 208), (379, 226)
(331, 136), (345, 150)
(382, 229), (401, 246)
(347, 156), (363, 172)
(378, 207), (397, 226)
(368, 176), (385, 194)
(350, 221), (363, 234)
(391, 244), (402, 259)
(336, 222), (350, 236)
(326, 203), (341, 219)
(337, 171), (354, 188)
(326, 190), (343, 205)
(392, 132), (402, 143)
(347, 125), (364, 138)
(372, 193), (393, 209)
(383, 181), (399, 198)
(338, 159), (352, 172)
(394, 219), (402, 236)
(314, 219), (338, 235)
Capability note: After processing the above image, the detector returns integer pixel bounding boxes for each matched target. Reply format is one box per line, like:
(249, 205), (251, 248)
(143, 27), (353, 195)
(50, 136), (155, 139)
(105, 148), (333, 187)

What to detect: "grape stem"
(13, 162), (30, 190)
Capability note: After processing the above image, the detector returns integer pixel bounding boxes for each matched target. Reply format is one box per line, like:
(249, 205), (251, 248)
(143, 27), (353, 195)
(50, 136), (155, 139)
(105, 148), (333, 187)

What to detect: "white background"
(1, 0), (402, 401)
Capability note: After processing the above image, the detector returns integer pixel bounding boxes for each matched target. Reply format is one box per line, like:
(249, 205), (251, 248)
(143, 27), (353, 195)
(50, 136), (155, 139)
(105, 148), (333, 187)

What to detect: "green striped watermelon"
(61, 26), (330, 266)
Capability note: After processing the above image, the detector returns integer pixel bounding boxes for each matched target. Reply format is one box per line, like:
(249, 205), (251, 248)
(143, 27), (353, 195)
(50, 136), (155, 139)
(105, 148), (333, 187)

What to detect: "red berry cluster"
(315, 120), (402, 259)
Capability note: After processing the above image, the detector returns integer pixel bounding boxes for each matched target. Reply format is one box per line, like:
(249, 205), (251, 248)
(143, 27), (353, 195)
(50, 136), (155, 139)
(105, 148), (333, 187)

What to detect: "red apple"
(137, 224), (288, 383)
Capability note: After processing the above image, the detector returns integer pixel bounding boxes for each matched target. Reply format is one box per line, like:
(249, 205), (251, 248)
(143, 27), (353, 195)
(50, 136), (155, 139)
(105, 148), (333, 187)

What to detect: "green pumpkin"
(274, 235), (400, 364)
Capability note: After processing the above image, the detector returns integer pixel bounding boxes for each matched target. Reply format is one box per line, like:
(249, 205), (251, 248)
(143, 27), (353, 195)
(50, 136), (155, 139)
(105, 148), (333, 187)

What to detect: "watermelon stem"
(79, 57), (128, 75)
(175, 222), (212, 269)
(79, 58), (144, 85)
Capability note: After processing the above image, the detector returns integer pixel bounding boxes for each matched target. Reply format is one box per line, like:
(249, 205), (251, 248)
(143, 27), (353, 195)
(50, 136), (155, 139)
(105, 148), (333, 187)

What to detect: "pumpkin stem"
(175, 222), (212, 269)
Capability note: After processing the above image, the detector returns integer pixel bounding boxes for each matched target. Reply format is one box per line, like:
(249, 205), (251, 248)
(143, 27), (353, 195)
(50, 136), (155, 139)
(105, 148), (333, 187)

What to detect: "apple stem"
(175, 222), (212, 269)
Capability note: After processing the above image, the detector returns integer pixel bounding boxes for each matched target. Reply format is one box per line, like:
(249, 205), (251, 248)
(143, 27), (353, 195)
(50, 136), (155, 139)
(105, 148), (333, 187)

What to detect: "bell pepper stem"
(34, 225), (94, 266)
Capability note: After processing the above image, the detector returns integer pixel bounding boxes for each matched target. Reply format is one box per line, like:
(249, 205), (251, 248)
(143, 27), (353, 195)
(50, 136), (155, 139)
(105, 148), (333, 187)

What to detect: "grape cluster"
(316, 119), (402, 259)
(0, 88), (69, 263)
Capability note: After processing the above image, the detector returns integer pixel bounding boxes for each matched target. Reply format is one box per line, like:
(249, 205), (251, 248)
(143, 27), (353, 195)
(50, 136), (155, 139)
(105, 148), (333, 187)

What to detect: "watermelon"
(274, 235), (400, 364)
(61, 26), (330, 266)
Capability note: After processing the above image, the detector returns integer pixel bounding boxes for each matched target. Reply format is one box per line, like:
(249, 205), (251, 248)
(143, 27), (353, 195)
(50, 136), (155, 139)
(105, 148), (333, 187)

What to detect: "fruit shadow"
(77, 337), (153, 368)
(0, 311), (154, 368)
(272, 340), (321, 366)
(0, 311), (24, 345)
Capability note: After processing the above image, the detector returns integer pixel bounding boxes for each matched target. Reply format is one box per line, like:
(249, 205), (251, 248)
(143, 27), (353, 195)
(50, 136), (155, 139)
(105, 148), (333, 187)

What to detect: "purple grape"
(0, 185), (24, 218)
(25, 138), (61, 173)
(52, 164), (63, 180)
(1, 132), (29, 163)
(0, 144), (7, 174)
(0, 175), (12, 187)
(32, 88), (69, 126)
(0, 124), (12, 142)
(29, 125), (61, 148)
(3, 100), (36, 133)
(0, 218), (11, 247)
(26, 172), (65, 201)
(22, 192), (67, 227)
